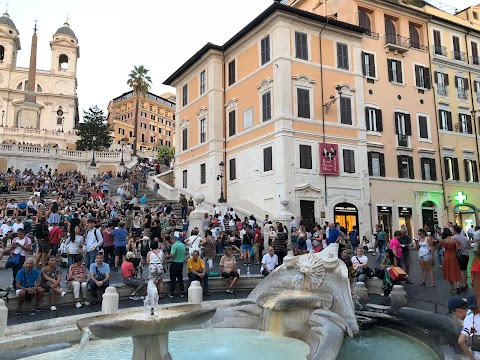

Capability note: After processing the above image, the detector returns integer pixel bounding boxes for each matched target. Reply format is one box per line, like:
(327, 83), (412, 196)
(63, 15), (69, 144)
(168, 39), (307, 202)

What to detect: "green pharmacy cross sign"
(454, 191), (467, 204)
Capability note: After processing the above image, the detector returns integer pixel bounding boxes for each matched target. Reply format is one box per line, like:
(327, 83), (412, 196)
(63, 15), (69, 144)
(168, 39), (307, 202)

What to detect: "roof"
(112, 90), (175, 107)
(54, 22), (76, 39)
(163, 2), (366, 85)
(0, 12), (16, 30)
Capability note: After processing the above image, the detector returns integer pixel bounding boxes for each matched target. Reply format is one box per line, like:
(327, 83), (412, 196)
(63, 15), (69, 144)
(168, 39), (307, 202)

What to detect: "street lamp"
(1, 110), (4, 126)
(90, 135), (97, 167)
(61, 117), (64, 132)
(120, 139), (125, 166)
(217, 161), (226, 203)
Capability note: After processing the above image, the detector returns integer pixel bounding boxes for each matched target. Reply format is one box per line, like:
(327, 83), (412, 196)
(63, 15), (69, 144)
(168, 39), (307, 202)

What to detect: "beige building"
(0, 13), (79, 148)
(107, 90), (175, 153)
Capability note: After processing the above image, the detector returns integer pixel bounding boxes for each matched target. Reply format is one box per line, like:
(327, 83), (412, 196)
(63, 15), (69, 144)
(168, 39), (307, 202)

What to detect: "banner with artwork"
(320, 143), (339, 175)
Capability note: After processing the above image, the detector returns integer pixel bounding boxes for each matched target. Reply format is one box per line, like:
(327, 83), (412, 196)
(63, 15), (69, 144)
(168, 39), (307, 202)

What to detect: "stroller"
(59, 240), (69, 268)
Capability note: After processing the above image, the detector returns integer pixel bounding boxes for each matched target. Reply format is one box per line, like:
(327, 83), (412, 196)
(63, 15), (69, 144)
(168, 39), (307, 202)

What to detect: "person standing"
(416, 229), (435, 287)
(241, 225), (253, 266)
(166, 236), (185, 298)
(374, 225), (387, 263)
(399, 227), (413, 284)
(327, 223), (340, 245)
(273, 223), (287, 265)
(85, 219), (103, 267)
(389, 231), (403, 268)
(102, 223), (115, 267)
(468, 225), (475, 243)
(11, 228), (32, 287)
(441, 228), (463, 294)
(452, 225), (470, 292)
(179, 194), (188, 220)
(349, 226), (359, 253)
(111, 222), (128, 271)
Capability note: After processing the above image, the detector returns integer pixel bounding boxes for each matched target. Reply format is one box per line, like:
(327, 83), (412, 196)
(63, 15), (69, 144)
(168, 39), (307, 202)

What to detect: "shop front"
(334, 202), (358, 234)
(377, 206), (393, 240)
(454, 204), (477, 232)
(398, 206), (413, 238)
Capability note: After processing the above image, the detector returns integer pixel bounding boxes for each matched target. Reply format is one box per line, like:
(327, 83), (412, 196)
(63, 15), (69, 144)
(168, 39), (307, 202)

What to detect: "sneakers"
(15, 309), (21, 315)
(168, 294), (174, 298)
(75, 302), (82, 309)
(50, 305), (57, 311)
(31, 307), (42, 313)
(129, 295), (141, 301)
(226, 289), (234, 294)
(61, 291), (67, 297)
(138, 296), (145, 300)
(83, 301), (90, 306)
(180, 293), (185, 298)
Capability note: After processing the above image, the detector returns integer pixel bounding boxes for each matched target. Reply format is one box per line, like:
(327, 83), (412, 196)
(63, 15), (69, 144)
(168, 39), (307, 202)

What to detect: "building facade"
(0, 13), (79, 148)
(107, 91), (175, 154)
(165, 3), (373, 235)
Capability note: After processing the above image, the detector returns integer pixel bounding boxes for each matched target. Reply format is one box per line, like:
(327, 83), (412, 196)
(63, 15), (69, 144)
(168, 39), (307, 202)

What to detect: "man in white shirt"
(261, 247), (278, 276)
(451, 294), (480, 360)
(6, 200), (18, 217)
(1, 219), (12, 235)
(12, 218), (24, 234)
(218, 213), (225, 231)
(469, 225), (475, 242)
(85, 219), (104, 267)
(474, 226), (480, 256)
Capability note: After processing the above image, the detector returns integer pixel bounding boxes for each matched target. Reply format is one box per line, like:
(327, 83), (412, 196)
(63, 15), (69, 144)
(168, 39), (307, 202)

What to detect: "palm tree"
(127, 65), (152, 156)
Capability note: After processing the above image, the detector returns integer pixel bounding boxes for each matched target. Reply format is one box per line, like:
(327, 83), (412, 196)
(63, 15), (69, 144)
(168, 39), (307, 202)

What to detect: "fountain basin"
(257, 290), (333, 311)
(77, 303), (215, 339)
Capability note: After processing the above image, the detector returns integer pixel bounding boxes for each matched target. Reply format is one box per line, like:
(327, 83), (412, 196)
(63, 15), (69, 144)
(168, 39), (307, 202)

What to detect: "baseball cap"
(467, 294), (477, 309)
(448, 297), (467, 313)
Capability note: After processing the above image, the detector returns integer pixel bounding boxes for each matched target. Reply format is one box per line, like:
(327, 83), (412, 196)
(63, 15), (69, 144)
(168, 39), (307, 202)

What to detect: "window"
(182, 128), (188, 151)
(387, 59), (403, 83)
(200, 163), (206, 184)
(395, 112), (411, 146)
(228, 60), (236, 86)
(243, 108), (254, 129)
(150, 136), (155, 143)
(299, 144), (312, 169)
(140, 112), (147, 117)
(444, 157), (459, 180)
(140, 122), (147, 128)
(385, 18), (397, 44)
(263, 147), (273, 172)
(456, 76), (469, 99)
(397, 155), (414, 179)
(149, 105), (153, 112)
(414, 65), (431, 89)
(229, 158), (236, 180)
(409, 24), (421, 49)
(297, 88), (310, 119)
(200, 70), (206, 95)
(435, 71), (449, 96)
(200, 118), (206, 143)
(472, 42), (479, 65)
(453, 36), (463, 61)
(358, 10), (371, 35)
(365, 107), (383, 132)
(459, 113), (473, 134)
(421, 158), (437, 180)
(129, 131), (133, 137)
(362, 52), (376, 78)
(340, 97), (352, 125)
(261, 35), (270, 65)
(474, 11), (479, 20)
(141, 133), (145, 142)
(475, 81), (480, 103)
(368, 152), (385, 177)
(182, 170), (187, 188)
(118, 128), (124, 135)
(228, 110), (236, 137)
(182, 84), (188, 107)
(295, 32), (308, 60)
(343, 149), (355, 173)
(438, 109), (453, 131)
(465, 159), (479, 182)
(262, 91), (272, 122)
(433, 30), (445, 55)
(418, 116), (429, 139)
(337, 43), (349, 70)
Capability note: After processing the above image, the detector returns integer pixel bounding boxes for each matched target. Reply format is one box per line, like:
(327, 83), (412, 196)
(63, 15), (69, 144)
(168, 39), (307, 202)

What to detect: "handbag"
(471, 312), (480, 351)
(388, 266), (407, 281)
(5, 253), (20, 269)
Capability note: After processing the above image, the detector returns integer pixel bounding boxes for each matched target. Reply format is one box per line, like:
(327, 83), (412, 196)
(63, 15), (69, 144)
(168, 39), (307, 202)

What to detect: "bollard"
(390, 285), (408, 311)
(188, 280), (203, 304)
(102, 286), (119, 314)
(0, 299), (7, 337)
(365, 277), (383, 294)
(353, 282), (368, 305)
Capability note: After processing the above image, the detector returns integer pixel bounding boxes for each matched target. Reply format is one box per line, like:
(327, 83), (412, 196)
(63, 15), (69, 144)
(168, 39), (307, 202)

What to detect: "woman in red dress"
(440, 228), (462, 293)
(472, 244), (480, 306)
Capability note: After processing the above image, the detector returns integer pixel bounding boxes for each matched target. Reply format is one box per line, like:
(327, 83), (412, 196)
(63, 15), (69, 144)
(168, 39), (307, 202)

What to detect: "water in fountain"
(76, 329), (92, 359)
(202, 319), (214, 337)
(144, 279), (159, 315)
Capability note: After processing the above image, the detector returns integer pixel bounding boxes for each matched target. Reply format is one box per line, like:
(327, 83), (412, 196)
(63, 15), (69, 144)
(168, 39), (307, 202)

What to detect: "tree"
(127, 65), (152, 157)
(157, 145), (175, 165)
(75, 106), (113, 151)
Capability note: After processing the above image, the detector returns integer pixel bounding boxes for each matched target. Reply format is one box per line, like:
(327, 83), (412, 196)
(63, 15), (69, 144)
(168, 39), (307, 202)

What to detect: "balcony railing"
(410, 42), (428, 51)
(364, 30), (379, 39)
(385, 33), (410, 52)
(437, 84), (448, 96)
(398, 134), (408, 147)
(477, 93), (480, 103)
(433, 45), (447, 56)
(458, 89), (468, 99)
(453, 51), (467, 62)
(472, 56), (480, 65)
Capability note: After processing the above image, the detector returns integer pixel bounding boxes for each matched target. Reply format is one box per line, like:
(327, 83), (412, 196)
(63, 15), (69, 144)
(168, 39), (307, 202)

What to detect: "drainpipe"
(222, 48), (227, 202)
(427, 17), (448, 215)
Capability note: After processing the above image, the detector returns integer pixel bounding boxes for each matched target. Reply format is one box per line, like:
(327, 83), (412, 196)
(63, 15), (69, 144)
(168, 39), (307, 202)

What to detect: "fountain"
(76, 279), (216, 360)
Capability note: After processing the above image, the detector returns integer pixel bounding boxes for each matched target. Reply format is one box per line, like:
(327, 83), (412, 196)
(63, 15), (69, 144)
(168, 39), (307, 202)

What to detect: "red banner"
(320, 143), (339, 176)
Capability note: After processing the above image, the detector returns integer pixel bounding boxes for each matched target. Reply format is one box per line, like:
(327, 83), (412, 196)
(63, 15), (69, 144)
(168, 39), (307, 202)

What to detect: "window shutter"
(453, 36), (460, 53)
(365, 107), (370, 130)
(387, 59), (393, 82)
(263, 147), (273, 172)
(394, 112), (399, 134)
(408, 156), (414, 179)
(297, 88), (310, 119)
(299, 144), (312, 169)
(464, 159), (469, 181)
(361, 52), (366, 76)
(444, 157), (450, 179)
(445, 74), (449, 86)
(455, 76), (459, 88)
(467, 115), (473, 134)
(379, 153), (386, 177)
(376, 109), (383, 132)
(447, 111), (453, 131)
(433, 30), (441, 47)
(405, 114), (412, 136)
(453, 158), (460, 180)
(438, 110), (443, 129)
(419, 116), (428, 138)
(464, 78), (470, 90)
(474, 161), (479, 182)
(475, 81), (479, 92)
(367, 152), (373, 176)
(397, 155), (403, 178)
(459, 113), (464, 133)
(396, 61), (403, 83)
(340, 97), (352, 125)
(343, 149), (355, 173)
(430, 159), (437, 181)
(228, 110), (236, 136)
(424, 68), (431, 89)
(434, 71), (438, 84)
(421, 158), (426, 180)
(229, 158), (236, 180)
(414, 65), (420, 87)
(369, 54), (376, 77)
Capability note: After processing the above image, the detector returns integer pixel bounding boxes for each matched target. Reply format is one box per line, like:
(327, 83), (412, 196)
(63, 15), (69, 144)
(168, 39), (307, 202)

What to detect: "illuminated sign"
(454, 192), (467, 204)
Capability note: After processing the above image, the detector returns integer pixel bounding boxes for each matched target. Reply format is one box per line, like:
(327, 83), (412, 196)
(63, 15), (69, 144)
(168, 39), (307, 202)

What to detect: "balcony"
(385, 33), (410, 53)
(453, 51), (467, 62)
(397, 134), (408, 147)
(433, 45), (447, 56)
(364, 30), (379, 39)
(477, 93), (480, 103)
(437, 84), (448, 96)
(410, 42), (428, 51)
(472, 56), (480, 65)
(458, 89), (468, 100)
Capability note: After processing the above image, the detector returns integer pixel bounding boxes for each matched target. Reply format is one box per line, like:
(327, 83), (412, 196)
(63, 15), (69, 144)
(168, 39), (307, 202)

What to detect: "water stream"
(76, 329), (92, 359)
(143, 279), (159, 315)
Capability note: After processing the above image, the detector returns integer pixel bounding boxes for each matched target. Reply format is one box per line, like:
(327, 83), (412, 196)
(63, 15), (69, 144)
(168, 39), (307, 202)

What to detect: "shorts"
(298, 243), (307, 251)
(149, 263), (164, 282)
(222, 271), (239, 279)
(38, 241), (50, 254)
(418, 253), (431, 262)
(115, 246), (127, 257)
(458, 254), (469, 271)
(42, 281), (55, 293)
(242, 245), (251, 251)
(16, 289), (35, 302)
(253, 243), (260, 255)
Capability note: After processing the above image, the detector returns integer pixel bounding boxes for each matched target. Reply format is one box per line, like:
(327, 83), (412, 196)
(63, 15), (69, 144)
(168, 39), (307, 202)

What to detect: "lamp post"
(1, 110), (4, 127)
(120, 139), (125, 166)
(217, 161), (226, 203)
(90, 135), (97, 167)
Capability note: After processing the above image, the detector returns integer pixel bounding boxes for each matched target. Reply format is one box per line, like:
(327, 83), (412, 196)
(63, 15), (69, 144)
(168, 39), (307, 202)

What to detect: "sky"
(5, 0), (480, 118)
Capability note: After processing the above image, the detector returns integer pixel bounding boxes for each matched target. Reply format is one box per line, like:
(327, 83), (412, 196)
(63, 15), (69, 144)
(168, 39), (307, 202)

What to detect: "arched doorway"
(455, 204), (477, 232)
(334, 202), (358, 234)
(421, 201), (438, 233)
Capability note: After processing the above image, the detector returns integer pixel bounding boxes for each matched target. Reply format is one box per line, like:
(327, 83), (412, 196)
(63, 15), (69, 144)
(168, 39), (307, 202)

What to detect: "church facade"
(0, 12), (79, 148)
